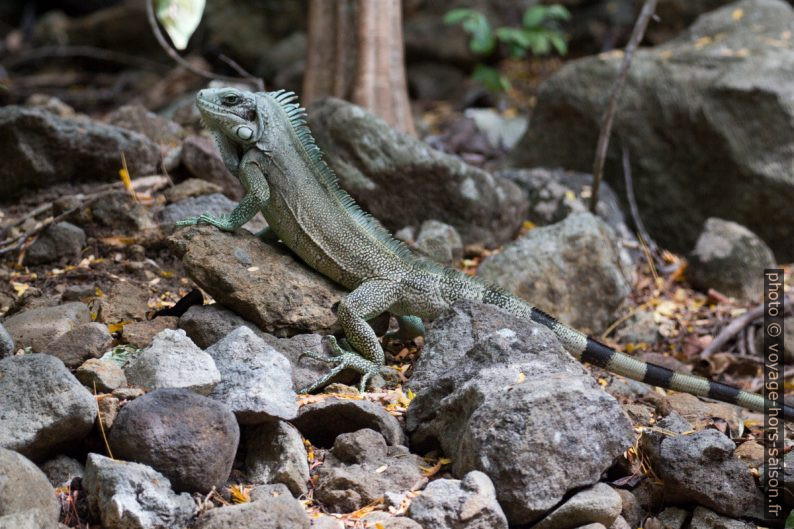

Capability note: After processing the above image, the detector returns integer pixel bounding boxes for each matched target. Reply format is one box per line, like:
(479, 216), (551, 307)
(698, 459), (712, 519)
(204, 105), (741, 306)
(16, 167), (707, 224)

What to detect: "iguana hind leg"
(299, 279), (398, 393)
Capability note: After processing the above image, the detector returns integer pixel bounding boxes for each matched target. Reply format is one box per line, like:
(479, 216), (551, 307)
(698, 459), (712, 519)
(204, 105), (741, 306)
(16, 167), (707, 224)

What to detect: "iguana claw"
(298, 336), (382, 394)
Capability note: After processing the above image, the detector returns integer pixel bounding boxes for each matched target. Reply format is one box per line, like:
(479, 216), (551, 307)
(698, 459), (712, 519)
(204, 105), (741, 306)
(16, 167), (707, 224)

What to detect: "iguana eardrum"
(178, 87), (793, 421)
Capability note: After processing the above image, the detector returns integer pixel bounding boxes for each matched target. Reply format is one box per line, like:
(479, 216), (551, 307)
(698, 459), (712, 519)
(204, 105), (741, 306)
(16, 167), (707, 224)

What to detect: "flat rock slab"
(170, 225), (345, 336)
(0, 354), (96, 461)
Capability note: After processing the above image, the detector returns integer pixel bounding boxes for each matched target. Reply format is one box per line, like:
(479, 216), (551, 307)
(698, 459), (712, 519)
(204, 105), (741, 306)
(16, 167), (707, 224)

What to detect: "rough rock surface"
(687, 218), (776, 301)
(121, 316), (179, 349)
(193, 491), (310, 529)
(477, 212), (634, 334)
(164, 178), (223, 203)
(178, 305), (358, 390)
(314, 429), (425, 512)
(180, 134), (244, 199)
(94, 281), (150, 325)
(0, 354), (96, 460)
(0, 106), (159, 198)
(106, 103), (185, 147)
(108, 388), (239, 493)
(531, 483), (623, 529)
(406, 302), (634, 525)
(689, 506), (757, 529)
(511, 0), (794, 260)
(307, 97), (528, 248)
(640, 424), (765, 519)
(24, 221), (86, 265)
(83, 453), (195, 529)
(47, 321), (114, 369)
(244, 420), (309, 496)
(124, 329), (221, 395)
(76, 358), (128, 392)
(406, 471), (508, 529)
(414, 220), (464, 266)
(293, 397), (406, 448)
(206, 326), (298, 423)
(0, 448), (60, 525)
(40, 454), (85, 487)
(170, 225), (345, 336)
(0, 323), (14, 358)
(3, 301), (90, 352)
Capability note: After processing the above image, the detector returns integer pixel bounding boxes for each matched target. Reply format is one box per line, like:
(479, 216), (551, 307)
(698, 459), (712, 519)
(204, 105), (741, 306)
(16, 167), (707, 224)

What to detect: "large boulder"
(3, 302), (90, 353)
(307, 97), (528, 248)
(406, 302), (634, 525)
(511, 0), (794, 260)
(170, 225), (345, 336)
(0, 448), (60, 526)
(0, 354), (97, 461)
(0, 106), (159, 198)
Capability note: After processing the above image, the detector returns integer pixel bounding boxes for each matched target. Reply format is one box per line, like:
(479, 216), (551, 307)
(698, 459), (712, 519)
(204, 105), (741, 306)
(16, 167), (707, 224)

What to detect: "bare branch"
(590, 0), (658, 213)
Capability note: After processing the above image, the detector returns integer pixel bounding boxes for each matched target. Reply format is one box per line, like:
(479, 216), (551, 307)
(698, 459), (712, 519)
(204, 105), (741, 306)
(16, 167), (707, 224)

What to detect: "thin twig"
(700, 296), (793, 358)
(590, 0), (658, 213)
(145, 0), (263, 90)
(2, 201), (52, 230)
(622, 146), (660, 255)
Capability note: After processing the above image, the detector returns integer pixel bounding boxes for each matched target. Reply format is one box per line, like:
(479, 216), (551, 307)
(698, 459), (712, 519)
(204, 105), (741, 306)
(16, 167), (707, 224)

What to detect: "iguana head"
(196, 87), (265, 146)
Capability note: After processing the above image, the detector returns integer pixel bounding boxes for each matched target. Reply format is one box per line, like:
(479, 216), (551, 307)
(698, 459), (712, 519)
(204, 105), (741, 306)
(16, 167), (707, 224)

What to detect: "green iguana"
(177, 87), (792, 421)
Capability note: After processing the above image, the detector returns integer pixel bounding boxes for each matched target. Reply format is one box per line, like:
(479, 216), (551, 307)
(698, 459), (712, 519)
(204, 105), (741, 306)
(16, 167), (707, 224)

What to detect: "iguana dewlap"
(177, 87), (793, 421)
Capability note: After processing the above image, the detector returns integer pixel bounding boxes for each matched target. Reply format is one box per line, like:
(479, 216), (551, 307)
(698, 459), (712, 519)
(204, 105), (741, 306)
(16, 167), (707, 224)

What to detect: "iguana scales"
(177, 87), (793, 421)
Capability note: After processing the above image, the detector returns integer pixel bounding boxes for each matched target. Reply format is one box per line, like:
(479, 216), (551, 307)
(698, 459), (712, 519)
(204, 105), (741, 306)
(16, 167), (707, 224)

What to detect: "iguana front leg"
(299, 279), (398, 393)
(176, 150), (270, 230)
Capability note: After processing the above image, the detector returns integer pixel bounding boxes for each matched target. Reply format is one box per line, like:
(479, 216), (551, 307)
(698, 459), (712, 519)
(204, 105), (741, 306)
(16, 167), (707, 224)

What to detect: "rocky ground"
(2, 0), (794, 528)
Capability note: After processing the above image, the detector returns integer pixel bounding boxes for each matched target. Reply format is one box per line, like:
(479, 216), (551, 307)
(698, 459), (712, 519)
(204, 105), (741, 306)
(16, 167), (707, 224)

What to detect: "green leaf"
(156, 0), (206, 50)
(472, 64), (511, 92)
(464, 14), (495, 55)
(522, 5), (547, 28)
(443, 8), (476, 25)
(495, 27), (532, 48)
(786, 509), (794, 528)
(545, 4), (572, 21)
(549, 32), (568, 55)
(526, 32), (551, 55)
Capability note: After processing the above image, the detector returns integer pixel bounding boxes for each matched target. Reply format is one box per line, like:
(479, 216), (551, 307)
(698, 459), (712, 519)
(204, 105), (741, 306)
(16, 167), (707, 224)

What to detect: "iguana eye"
(222, 94), (240, 106)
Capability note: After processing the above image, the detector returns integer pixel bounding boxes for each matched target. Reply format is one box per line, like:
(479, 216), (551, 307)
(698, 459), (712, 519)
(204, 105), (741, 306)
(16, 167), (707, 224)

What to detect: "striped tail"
(525, 305), (794, 421)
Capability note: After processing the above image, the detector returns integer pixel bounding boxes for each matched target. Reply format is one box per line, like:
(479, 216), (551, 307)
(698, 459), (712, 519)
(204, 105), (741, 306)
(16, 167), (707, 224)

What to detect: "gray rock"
(91, 191), (158, 233)
(76, 358), (128, 392)
(0, 448), (60, 525)
(310, 516), (345, 529)
(170, 225), (345, 336)
(93, 280), (151, 325)
(293, 397), (406, 448)
(477, 212), (634, 334)
(108, 388), (239, 494)
(106, 103), (185, 147)
(614, 488), (643, 529)
(180, 135), (244, 199)
(405, 302), (634, 525)
(179, 304), (262, 348)
(361, 511), (423, 529)
(496, 168), (630, 238)
(314, 429), (425, 513)
(640, 427), (765, 519)
(3, 301), (90, 352)
(511, 0), (794, 261)
(0, 324), (13, 358)
(120, 316), (179, 349)
(0, 354), (96, 460)
(415, 220), (464, 266)
(614, 310), (660, 346)
(0, 508), (61, 529)
(610, 516), (632, 529)
(164, 178), (224, 203)
(0, 106), (159, 199)
(532, 483), (623, 529)
(47, 322), (113, 369)
(244, 420), (309, 496)
(688, 218), (776, 301)
(464, 108), (527, 151)
(406, 471), (508, 529)
(40, 455), (85, 487)
(124, 329), (220, 395)
(689, 506), (757, 529)
(83, 453), (195, 529)
(193, 491), (310, 529)
(657, 506), (688, 529)
(206, 326), (298, 423)
(24, 221), (86, 265)
(307, 97), (528, 248)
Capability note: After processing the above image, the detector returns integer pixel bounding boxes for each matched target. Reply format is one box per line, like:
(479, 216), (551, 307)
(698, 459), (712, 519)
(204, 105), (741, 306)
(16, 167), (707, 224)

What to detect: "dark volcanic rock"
(293, 397), (406, 448)
(307, 97), (528, 248)
(0, 106), (159, 198)
(108, 388), (240, 494)
(511, 0), (794, 260)
(24, 221), (86, 266)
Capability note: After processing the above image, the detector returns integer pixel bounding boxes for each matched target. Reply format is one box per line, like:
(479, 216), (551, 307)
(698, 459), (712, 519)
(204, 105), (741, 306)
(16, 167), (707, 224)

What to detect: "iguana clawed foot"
(175, 214), (236, 231)
(298, 335), (395, 394)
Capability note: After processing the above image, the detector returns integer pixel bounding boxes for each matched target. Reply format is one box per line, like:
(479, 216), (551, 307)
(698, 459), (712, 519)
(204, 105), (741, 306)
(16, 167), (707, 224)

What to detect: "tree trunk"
(303, 0), (415, 135)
